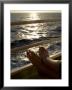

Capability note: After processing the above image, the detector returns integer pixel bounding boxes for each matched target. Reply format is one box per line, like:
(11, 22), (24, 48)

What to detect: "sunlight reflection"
(30, 13), (39, 20)
(26, 24), (39, 31)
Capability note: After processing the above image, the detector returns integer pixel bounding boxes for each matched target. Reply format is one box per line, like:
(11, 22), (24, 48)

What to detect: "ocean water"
(11, 12), (61, 69)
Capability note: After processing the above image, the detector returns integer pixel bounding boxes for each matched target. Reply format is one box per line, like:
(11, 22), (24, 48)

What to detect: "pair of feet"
(27, 47), (61, 79)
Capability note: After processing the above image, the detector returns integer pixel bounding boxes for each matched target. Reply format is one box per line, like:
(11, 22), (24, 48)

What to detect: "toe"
(39, 47), (49, 59)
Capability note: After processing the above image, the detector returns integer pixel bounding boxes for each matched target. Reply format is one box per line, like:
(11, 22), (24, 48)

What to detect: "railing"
(11, 20), (61, 78)
(11, 52), (61, 79)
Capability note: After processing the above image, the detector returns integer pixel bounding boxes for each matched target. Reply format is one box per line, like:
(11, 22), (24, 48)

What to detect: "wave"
(11, 41), (61, 69)
(11, 26), (61, 48)
(11, 19), (60, 25)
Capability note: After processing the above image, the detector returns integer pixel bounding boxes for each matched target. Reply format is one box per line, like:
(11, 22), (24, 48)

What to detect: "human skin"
(27, 47), (61, 79)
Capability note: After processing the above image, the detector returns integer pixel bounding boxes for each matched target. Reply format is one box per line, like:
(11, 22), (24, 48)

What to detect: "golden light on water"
(11, 11), (61, 70)
(26, 24), (38, 30)
(26, 13), (40, 39)
(30, 13), (39, 20)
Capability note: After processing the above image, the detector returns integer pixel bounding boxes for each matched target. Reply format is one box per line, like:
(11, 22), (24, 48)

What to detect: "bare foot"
(27, 48), (61, 79)
(39, 47), (49, 59)
(39, 47), (60, 73)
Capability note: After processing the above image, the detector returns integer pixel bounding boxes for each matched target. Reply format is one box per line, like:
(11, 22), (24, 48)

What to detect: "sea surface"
(11, 12), (61, 70)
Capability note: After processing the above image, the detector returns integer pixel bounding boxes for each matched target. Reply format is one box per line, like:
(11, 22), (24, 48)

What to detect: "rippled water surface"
(11, 12), (61, 69)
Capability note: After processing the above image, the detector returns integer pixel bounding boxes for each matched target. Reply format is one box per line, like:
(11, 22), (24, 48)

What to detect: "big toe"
(27, 50), (41, 66)
(39, 47), (49, 59)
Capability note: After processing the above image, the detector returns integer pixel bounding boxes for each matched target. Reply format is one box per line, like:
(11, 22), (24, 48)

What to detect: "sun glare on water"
(17, 12), (40, 40)
(30, 13), (39, 20)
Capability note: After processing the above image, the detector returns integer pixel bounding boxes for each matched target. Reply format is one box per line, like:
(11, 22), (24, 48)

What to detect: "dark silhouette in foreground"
(27, 47), (61, 79)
